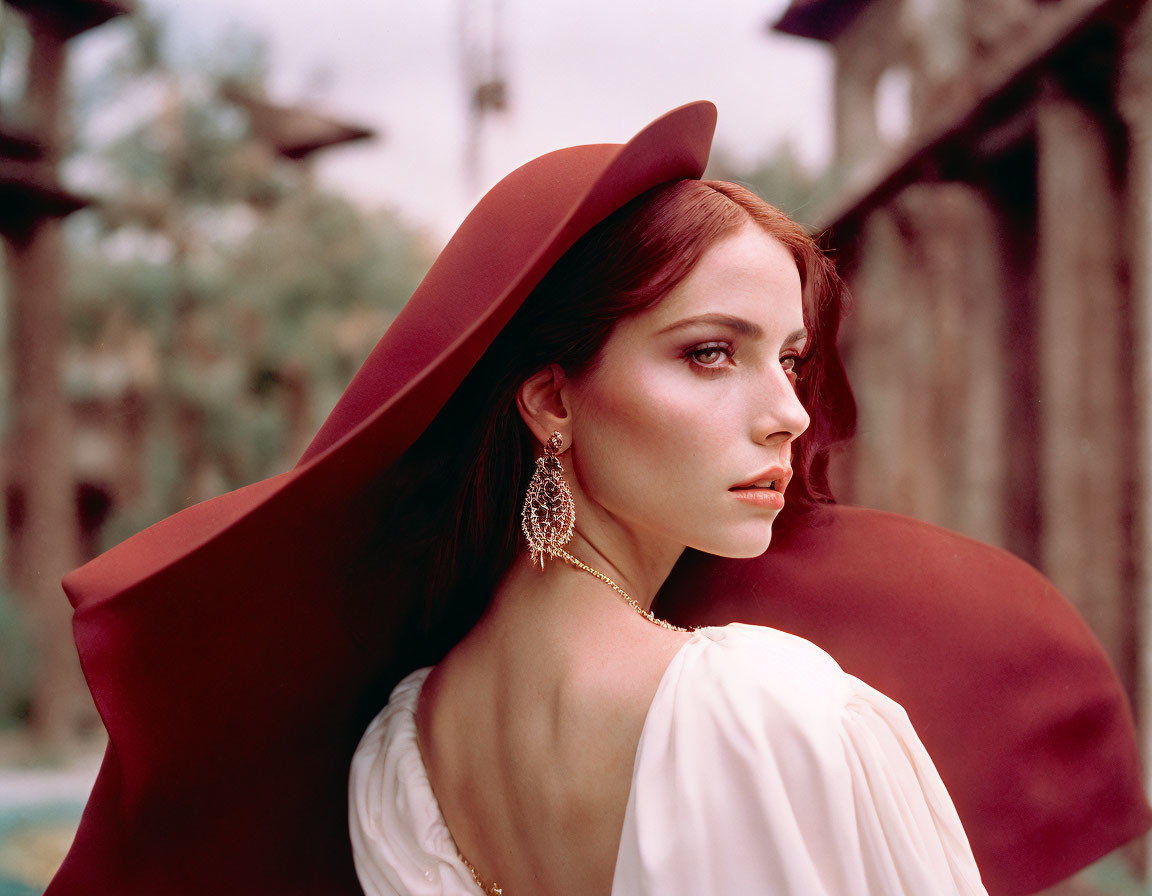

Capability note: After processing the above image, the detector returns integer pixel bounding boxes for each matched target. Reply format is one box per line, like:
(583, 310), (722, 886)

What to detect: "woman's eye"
(687, 343), (733, 369)
(781, 352), (809, 381)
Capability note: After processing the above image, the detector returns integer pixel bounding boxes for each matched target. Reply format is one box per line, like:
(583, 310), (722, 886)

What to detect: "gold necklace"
(459, 852), (502, 895)
(557, 549), (691, 633)
(456, 550), (691, 894)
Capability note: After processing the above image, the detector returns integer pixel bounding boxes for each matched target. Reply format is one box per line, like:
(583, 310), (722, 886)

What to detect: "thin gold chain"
(455, 550), (690, 894)
(458, 851), (502, 896)
(557, 549), (691, 632)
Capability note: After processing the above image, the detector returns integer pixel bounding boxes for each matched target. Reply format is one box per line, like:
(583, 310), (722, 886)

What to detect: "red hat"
(48, 102), (1148, 896)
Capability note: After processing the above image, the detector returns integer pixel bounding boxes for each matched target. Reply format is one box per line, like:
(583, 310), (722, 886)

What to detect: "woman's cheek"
(573, 358), (735, 497)
(572, 388), (676, 508)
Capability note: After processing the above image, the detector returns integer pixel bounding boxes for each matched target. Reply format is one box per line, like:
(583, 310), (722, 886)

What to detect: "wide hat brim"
(48, 100), (1149, 895)
(62, 100), (718, 606)
(50, 102), (719, 893)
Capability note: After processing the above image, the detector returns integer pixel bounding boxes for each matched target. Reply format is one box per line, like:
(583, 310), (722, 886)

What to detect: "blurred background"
(0, 0), (1149, 893)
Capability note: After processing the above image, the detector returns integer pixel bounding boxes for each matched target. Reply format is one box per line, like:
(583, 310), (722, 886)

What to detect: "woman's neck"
(558, 527), (682, 607)
(483, 533), (683, 640)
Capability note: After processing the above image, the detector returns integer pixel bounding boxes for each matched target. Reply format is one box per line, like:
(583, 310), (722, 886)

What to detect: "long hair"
(359, 179), (855, 668)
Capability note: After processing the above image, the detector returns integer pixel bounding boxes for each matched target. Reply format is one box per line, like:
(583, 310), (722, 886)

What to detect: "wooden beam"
(808, 0), (1130, 232)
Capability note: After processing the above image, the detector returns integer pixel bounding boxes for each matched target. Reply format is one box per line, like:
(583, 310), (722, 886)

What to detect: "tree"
(707, 141), (843, 230)
(64, 11), (434, 538)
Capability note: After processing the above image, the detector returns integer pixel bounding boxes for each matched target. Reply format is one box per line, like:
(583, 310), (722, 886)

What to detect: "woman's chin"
(692, 524), (775, 560)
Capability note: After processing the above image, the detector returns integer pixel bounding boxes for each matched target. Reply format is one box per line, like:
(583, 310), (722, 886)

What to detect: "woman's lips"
(729, 485), (785, 510)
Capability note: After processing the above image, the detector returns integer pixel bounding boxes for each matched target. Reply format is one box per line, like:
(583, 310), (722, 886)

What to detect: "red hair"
(358, 180), (855, 665)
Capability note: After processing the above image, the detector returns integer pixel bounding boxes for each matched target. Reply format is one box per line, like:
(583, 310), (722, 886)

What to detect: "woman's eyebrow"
(657, 314), (809, 346)
(658, 313), (763, 337)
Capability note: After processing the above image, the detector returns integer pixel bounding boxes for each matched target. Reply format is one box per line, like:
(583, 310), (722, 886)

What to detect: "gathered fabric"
(349, 623), (987, 896)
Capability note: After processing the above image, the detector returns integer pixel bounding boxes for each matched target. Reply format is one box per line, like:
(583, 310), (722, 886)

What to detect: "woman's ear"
(516, 363), (570, 445)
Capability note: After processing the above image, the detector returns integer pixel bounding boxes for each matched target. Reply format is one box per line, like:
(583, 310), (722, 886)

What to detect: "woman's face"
(564, 222), (811, 561)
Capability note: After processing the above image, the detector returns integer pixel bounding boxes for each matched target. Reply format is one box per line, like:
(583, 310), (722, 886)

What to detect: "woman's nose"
(756, 369), (811, 444)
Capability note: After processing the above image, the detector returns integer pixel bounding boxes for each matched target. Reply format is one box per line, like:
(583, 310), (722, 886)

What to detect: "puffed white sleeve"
(611, 625), (988, 895)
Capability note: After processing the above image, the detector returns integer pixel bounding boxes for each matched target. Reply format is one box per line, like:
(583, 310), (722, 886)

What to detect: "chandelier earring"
(521, 431), (576, 569)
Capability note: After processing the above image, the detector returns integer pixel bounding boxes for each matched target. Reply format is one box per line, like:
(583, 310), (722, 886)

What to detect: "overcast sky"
(82, 0), (834, 244)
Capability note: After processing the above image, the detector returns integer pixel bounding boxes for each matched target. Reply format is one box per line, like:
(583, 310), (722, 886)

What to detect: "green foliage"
(59, 5), (435, 545)
(705, 142), (844, 231)
(67, 247), (180, 343)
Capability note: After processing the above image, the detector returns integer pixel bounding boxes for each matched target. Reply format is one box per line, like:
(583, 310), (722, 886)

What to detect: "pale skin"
(415, 222), (811, 895)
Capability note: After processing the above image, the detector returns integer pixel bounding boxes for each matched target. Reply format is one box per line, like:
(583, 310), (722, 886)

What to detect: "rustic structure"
(219, 84), (376, 162)
(772, 0), (1151, 798)
(2, 18), (385, 714)
(1, 0), (130, 745)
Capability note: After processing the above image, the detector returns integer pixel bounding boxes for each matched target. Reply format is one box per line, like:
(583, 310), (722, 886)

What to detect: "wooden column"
(844, 183), (1008, 548)
(897, 183), (1009, 546)
(1118, 0), (1152, 794)
(4, 19), (85, 747)
(1035, 78), (1132, 697)
(843, 203), (913, 512)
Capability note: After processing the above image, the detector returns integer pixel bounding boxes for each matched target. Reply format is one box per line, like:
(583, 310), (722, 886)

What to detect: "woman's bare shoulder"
(562, 624), (695, 720)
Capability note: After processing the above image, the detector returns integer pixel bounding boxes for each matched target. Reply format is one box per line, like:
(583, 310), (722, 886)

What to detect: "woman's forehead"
(643, 226), (805, 335)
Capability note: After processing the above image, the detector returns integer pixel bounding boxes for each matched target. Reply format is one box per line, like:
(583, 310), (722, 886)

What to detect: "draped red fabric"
(45, 102), (1148, 895)
(658, 503), (1151, 895)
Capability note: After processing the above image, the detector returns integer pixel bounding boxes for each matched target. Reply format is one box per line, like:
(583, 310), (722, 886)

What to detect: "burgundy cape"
(46, 102), (1149, 896)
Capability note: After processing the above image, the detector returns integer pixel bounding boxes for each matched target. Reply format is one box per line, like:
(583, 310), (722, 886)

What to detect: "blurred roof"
(0, 116), (88, 235)
(0, 121), (44, 161)
(772, 0), (872, 41)
(7, 0), (132, 40)
(220, 86), (377, 161)
(0, 159), (88, 237)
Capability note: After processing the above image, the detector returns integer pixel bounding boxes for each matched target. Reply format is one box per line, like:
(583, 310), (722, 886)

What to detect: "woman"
(48, 102), (1149, 896)
(347, 170), (987, 895)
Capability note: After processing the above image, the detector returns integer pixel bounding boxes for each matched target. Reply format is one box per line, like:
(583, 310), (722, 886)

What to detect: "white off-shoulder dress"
(348, 623), (988, 895)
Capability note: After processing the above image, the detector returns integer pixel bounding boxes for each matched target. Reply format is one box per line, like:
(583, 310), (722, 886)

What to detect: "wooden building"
(772, 0), (1152, 775)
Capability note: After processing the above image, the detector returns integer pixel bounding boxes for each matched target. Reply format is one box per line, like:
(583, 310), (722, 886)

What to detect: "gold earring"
(521, 431), (575, 569)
